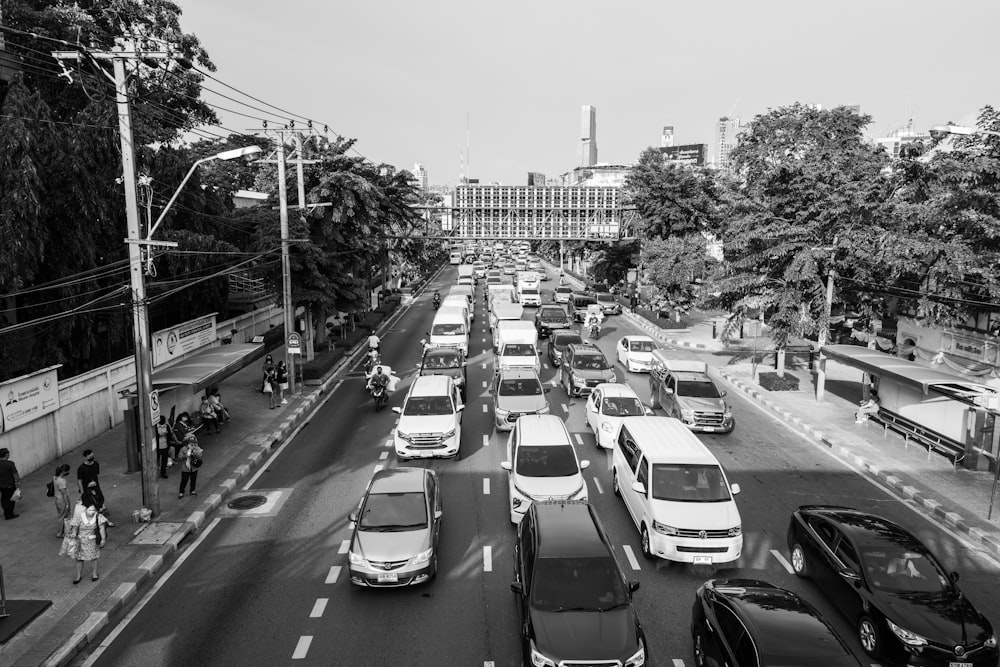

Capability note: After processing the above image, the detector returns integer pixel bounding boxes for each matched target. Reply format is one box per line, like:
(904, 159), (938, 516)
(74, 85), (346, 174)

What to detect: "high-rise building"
(580, 105), (598, 167)
(661, 126), (674, 148)
(412, 163), (428, 191)
(715, 116), (741, 172)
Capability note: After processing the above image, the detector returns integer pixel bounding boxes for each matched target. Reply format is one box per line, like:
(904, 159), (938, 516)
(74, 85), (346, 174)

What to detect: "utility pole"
(816, 269), (836, 402)
(53, 44), (172, 516)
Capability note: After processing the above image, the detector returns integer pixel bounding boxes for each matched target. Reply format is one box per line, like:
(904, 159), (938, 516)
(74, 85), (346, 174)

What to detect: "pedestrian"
(261, 354), (275, 393)
(76, 449), (115, 527)
(53, 464), (71, 537)
(0, 447), (21, 520)
(276, 360), (289, 405)
(66, 500), (107, 583)
(174, 412), (194, 442)
(209, 390), (231, 422)
(263, 365), (278, 409)
(199, 395), (221, 434)
(177, 434), (204, 499)
(155, 416), (174, 479)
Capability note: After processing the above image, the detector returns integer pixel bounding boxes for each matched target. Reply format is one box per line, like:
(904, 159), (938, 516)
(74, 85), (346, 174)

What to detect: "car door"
(427, 472), (442, 549)
(621, 449), (645, 526)
(585, 388), (603, 433)
(804, 516), (847, 594)
(711, 603), (748, 667)
(617, 337), (629, 364)
(662, 373), (679, 416)
(829, 533), (865, 620)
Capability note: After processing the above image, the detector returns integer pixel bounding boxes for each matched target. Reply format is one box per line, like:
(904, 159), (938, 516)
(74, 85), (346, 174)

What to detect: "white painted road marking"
(373, 463), (384, 473)
(622, 544), (641, 571)
(482, 337), (486, 343)
(379, 451), (388, 460)
(325, 566), (341, 584)
(482, 380), (488, 388)
(338, 540), (350, 554)
(309, 598), (328, 618)
(771, 549), (794, 573)
(483, 404), (488, 413)
(483, 434), (490, 447)
(593, 478), (604, 494)
(672, 660), (686, 667)
(292, 636), (312, 660)
(574, 433), (584, 445)
(483, 546), (493, 572)
(385, 439), (392, 447)
(482, 363), (487, 369)
(483, 478), (490, 494)
(562, 403), (569, 413)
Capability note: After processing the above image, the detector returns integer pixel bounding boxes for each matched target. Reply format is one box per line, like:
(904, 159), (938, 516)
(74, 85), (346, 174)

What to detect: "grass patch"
(758, 372), (801, 391)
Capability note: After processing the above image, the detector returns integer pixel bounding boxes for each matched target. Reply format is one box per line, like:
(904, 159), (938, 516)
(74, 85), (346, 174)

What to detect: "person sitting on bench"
(856, 391), (880, 424)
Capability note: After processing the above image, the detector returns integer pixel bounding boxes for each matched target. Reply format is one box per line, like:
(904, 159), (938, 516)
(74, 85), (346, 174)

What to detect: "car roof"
(622, 335), (654, 343)
(798, 506), (918, 548)
(593, 382), (640, 398)
(408, 375), (454, 397)
(555, 286), (573, 291)
(552, 331), (583, 343)
(516, 415), (572, 446)
(532, 501), (610, 559)
(618, 416), (719, 464)
(567, 343), (603, 356)
(369, 467), (429, 494)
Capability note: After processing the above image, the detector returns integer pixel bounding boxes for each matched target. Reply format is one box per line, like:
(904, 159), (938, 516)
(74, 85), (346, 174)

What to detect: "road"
(78, 267), (1000, 667)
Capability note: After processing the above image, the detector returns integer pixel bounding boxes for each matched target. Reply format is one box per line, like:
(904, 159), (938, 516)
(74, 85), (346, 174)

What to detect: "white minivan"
(441, 294), (473, 325)
(611, 416), (742, 564)
(428, 306), (469, 357)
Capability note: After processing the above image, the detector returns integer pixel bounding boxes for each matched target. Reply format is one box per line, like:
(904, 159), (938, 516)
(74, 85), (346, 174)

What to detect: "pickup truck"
(648, 352), (734, 434)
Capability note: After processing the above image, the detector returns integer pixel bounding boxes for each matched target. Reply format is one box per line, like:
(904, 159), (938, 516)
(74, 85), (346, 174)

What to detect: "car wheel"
(790, 543), (809, 577)
(858, 615), (884, 658)
(693, 628), (707, 667)
(649, 387), (660, 409)
(429, 555), (438, 581)
(640, 525), (655, 560)
(612, 470), (622, 497)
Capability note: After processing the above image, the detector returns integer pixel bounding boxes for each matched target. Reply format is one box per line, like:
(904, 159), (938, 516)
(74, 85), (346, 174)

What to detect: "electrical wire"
(0, 285), (130, 337)
(0, 259), (131, 301)
(838, 275), (1000, 310)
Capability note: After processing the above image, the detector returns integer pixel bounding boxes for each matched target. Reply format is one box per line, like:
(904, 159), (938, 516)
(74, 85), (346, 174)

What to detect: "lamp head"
(215, 145), (263, 161)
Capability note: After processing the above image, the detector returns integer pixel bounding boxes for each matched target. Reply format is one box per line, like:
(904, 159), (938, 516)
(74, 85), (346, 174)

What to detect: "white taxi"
(616, 335), (658, 373)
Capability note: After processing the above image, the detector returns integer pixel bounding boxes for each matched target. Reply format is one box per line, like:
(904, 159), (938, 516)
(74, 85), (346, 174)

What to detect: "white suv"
(393, 375), (464, 460)
(500, 415), (590, 523)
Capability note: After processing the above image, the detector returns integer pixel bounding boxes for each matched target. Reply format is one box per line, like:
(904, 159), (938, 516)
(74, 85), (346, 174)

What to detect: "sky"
(175, 0), (1000, 187)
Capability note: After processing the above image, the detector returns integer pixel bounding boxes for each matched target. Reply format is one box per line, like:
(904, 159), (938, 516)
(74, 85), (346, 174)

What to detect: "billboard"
(0, 365), (61, 433)
(659, 143), (707, 167)
(152, 314), (218, 368)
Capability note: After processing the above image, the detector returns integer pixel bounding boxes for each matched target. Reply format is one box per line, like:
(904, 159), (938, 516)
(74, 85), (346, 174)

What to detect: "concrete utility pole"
(53, 45), (172, 516)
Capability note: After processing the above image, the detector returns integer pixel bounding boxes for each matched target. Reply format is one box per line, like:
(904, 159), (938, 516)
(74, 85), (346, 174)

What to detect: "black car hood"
(883, 591), (993, 646)
(531, 608), (637, 661)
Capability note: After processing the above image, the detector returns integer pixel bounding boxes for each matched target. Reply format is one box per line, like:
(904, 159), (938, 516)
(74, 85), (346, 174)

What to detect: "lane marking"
(325, 566), (342, 584)
(482, 337), (486, 343)
(771, 549), (794, 573)
(482, 381), (488, 388)
(483, 478), (490, 495)
(672, 660), (686, 667)
(338, 540), (350, 554)
(574, 433), (584, 445)
(309, 598), (328, 618)
(622, 544), (641, 571)
(482, 404), (488, 413)
(485, 662), (495, 667)
(379, 451), (389, 460)
(562, 404), (569, 413)
(593, 478), (604, 494)
(483, 546), (493, 572)
(373, 463), (384, 472)
(483, 434), (490, 447)
(292, 636), (313, 660)
(384, 439), (392, 448)
(482, 363), (487, 369)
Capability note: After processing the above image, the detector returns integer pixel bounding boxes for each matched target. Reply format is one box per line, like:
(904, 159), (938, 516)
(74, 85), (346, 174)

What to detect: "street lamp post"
(929, 124), (1000, 140)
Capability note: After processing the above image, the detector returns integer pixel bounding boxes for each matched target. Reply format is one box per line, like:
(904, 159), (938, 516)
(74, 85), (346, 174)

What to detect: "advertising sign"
(0, 365), (61, 434)
(287, 333), (302, 355)
(152, 314), (218, 368)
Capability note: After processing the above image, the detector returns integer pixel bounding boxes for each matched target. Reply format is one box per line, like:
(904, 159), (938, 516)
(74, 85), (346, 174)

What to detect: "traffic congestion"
(84, 243), (1000, 667)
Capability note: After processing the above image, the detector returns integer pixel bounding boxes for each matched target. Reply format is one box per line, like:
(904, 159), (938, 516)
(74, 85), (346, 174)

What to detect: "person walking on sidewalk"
(77, 449), (115, 527)
(54, 464), (71, 537)
(276, 360), (289, 405)
(156, 416), (174, 479)
(67, 501), (107, 583)
(0, 448), (21, 520)
(177, 434), (204, 498)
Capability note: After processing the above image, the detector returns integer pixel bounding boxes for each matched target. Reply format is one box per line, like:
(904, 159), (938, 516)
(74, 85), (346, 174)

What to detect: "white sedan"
(615, 335), (658, 372)
(584, 383), (650, 449)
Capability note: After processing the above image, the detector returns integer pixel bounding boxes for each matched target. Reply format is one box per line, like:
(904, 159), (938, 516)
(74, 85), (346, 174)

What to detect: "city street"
(77, 267), (1000, 667)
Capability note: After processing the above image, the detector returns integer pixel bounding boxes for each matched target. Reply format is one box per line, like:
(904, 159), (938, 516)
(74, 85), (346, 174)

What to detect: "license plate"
(701, 427), (716, 432)
(693, 556), (713, 565)
(950, 663), (972, 667)
(377, 573), (398, 583)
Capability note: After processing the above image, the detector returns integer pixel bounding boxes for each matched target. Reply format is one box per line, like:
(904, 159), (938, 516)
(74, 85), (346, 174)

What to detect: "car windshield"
(575, 299), (596, 308)
(597, 294), (614, 303)
(629, 340), (656, 352)
(358, 492), (427, 531)
(503, 344), (536, 356)
(556, 287), (572, 294)
(554, 334), (583, 348)
(650, 464), (731, 502)
(573, 354), (609, 371)
(530, 557), (628, 612)
(403, 396), (454, 416)
(499, 379), (543, 396)
(424, 354), (461, 370)
(431, 323), (466, 336)
(515, 444), (579, 477)
(521, 288), (539, 295)
(540, 309), (566, 320)
(602, 397), (645, 416)
(862, 548), (952, 594)
(677, 380), (722, 398)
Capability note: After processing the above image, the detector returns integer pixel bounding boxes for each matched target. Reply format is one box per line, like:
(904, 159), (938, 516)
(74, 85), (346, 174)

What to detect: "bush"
(301, 347), (345, 381)
(333, 330), (368, 350)
(758, 372), (800, 392)
(362, 312), (383, 330)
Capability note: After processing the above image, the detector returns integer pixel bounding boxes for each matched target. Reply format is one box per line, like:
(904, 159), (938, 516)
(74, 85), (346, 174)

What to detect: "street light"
(929, 124), (1000, 140)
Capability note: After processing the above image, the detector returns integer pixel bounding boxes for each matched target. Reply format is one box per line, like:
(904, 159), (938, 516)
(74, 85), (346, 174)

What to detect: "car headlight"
(609, 373), (617, 382)
(625, 644), (646, 667)
(539, 405), (550, 415)
(409, 548), (433, 566)
(397, 431), (413, 443)
(728, 525), (742, 537)
(680, 408), (695, 420)
(442, 428), (456, 439)
(652, 520), (679, 535)
(572, 374), (586, 384)
(887, 619), (928, 647)
(986, 635), (998, 649)
(348, 551), (368, 567)
(529, 641), (556, 667)
(724, 408), (732, 419)
(570, 483), (588, 500)
(601, 421), (615, 433)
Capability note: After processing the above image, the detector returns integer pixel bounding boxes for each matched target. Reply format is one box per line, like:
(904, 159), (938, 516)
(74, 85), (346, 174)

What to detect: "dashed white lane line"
(622, 544), (641, 571)
(771, 549), (794, 573)
(483, 546), (493, 572)
(672, 660), (686, 667)
(483, 404), (488, 413)
(485, 662), (495, 667)
(482, 363), (487, 369)
(562, 403), (569, 413)
(338, 540), (350, 555)
(593, 478), (604, 494)
(325, 566), (342, 584)
(384, 439), (392, 447)
(574, 433), (584, 445)
(482, 380), (488, 388)
(482, 337), (486, 343)
(379, 451), (389, 460)
(483, 478), (490, 494)
(542, 363), (549, 369)
(292, 636), (312, 660)
(309, 598), (328, 618)
(373, 463), (384, 473)
(483, 434), (490, 447)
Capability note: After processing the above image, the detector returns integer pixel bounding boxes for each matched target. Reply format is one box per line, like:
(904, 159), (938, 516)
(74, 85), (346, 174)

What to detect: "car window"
(734, 631), (760, 667)
(650, 464), (730, 502)
(617, 434), (640, 471)
(499, 378), (543, 396)
(431, 322), (466, 335)
(835, 538), (860, 570)
(714, 606), (748, 660)
(809, 518), (839, 550)
(503, 344), (535, 356)
(358, 492), (427, 531)
(630, 340), (656, 352)
(677, 380), (722, 398)
(636, 457), (649, 488)
(403, 396), (455, 416)
(423, 354), (461, 370)
(863, 547), (951, 594)
(602, 397), (644, 417)
(573, 354), (609, 371)
(529, 556), (627, 612)
(515, 444), (578, 477)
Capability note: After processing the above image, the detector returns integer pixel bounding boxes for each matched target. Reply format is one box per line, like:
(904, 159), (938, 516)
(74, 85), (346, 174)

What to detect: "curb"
(716, 369), (1000, 559)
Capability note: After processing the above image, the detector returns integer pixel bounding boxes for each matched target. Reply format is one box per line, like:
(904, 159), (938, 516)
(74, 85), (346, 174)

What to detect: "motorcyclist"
(364, 348), (380, 375)
(587, 312), (603, 338)
(368, 365), (390, 392)
(433, 290), (441, 308)
(367, 333), (380, 355)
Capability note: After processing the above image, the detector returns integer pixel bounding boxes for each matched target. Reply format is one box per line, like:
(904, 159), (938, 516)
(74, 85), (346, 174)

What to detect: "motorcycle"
(589, 322), (601, 340)
(370, 383), (388, 412)
(433, 295), (441, 309)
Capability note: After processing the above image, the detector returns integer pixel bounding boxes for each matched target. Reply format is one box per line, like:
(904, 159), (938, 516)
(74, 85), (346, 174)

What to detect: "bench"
(868, 408), (966, 468)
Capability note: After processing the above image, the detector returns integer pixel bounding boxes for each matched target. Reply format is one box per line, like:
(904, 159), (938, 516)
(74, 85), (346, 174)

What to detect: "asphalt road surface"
(78, 267), (1000, 667)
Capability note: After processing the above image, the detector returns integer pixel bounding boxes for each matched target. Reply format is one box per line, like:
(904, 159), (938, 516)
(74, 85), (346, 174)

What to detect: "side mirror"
(433, 510), (443, 520)
(644, 406), (654, 416)
(840, 568), (861, 586)
(510, 582), (524, 596)
(730, 483), (741, 495)
(949, 571), (961, 583)
(348, 512), (357, 523)
(391, 407), (402, 415)
(501, 461), (512, 471)
(631, 481), (646, 495)
(457, 405), (465, 412)
(665, 388), (675, 395)
(628, 580), (640, 593)
(720, 390), (728, 397)
(580, 460), (591, 470)
(543, 387), (551, 393)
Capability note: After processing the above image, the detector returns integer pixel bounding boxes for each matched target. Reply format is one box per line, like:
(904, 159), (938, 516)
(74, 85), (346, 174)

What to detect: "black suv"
(419, 347), (467, 400)
(512, 501), (647, 667)
(534, 305), (570, 338)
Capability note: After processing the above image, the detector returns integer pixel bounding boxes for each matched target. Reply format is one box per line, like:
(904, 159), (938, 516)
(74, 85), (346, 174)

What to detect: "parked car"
(595, 292), (622, 315)
(546, 331), (582, 368)
(419, 347), (467, 400)
(553, 286), (573, 303)
(616, 335), (658, 373)
(491, 368), (549, 432)
(511, 500), (647, 667)
(787, 505), (999, 666)
(347, 467), (442, 587)
(584, 383), (650, 448)
(560, 343), (616, 397)
(691, 578), (862, 667)
(534, 305), (570, 338)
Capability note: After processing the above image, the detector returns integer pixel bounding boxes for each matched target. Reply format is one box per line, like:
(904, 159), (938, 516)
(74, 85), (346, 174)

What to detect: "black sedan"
(546, 331), (582, 368)
(419, 347), (467, 399)
(534, 305), (570, 338)
(691, 578), (862, 666)
(787, 505), (998, 667)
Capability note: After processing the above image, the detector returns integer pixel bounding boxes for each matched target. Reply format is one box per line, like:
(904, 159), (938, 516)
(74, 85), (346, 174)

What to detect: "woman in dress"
(53, 464), (71, 537)
(69, 502), (108, 583)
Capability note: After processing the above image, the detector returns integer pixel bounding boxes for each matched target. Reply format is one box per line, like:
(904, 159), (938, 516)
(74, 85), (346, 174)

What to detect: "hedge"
(301, 347), (345, 381)
(333, 330), (368, 349)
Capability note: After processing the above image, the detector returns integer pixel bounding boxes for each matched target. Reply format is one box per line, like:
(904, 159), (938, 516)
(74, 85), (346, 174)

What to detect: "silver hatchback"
(348, 467), (442, 587)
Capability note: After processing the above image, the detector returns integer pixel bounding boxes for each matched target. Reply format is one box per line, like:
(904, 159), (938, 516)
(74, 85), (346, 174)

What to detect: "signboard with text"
(287, 333), (302, 355)
(0, 365), (61, 434)
(152, 314), (218, 368)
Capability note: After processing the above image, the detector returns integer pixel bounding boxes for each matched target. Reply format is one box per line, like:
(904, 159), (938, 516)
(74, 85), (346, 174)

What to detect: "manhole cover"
(228, 495), (268, 511)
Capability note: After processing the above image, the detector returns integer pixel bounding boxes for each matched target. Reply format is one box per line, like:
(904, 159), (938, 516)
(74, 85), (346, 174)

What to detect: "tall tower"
(716, 116), (741, 172)
(580, 105), (598, 166)
(661, 126), (674, 148)
(413, 163), (428, 191)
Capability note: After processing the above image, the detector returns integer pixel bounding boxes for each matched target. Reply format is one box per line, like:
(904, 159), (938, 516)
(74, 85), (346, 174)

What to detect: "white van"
(448, 284), (474, 309)
(487, 284), (515, 309)
(489, 301), (523, 332)
(429, 306), (469, 356)
(611, 416), (742, 564)
(441, 294), (473, 325)
(495, 320), (540, 373)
